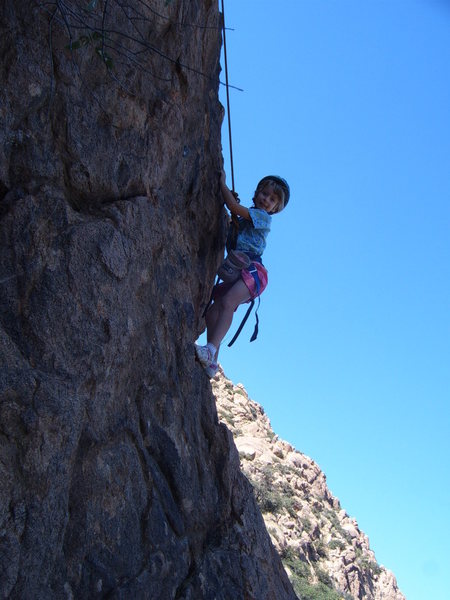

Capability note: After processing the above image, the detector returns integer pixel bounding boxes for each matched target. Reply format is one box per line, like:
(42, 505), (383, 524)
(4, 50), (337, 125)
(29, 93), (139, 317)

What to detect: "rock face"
(213, 370), (406, 600)
(0, 1), (296, 598)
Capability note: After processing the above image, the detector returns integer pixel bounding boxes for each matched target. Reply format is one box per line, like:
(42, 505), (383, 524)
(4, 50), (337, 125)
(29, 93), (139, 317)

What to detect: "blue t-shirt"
(235, 208), (272, 257)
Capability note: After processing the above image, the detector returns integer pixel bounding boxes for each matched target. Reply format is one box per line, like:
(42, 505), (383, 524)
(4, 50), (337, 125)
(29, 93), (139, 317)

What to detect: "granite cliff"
(0, 1), (296, 598)
(213, 370), (406, 600)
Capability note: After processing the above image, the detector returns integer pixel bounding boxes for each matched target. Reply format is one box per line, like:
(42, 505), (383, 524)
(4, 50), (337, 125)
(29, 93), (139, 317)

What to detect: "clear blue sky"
(213, 2), (450, 599)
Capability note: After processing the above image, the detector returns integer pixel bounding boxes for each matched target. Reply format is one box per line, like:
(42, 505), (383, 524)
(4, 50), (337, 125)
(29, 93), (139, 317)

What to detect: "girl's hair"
(253, 178), (287, 213)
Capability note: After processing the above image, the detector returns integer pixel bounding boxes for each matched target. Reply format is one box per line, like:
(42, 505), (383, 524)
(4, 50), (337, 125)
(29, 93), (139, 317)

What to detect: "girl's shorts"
(241, 261), (268, 300)
(213, 262), (268, 303)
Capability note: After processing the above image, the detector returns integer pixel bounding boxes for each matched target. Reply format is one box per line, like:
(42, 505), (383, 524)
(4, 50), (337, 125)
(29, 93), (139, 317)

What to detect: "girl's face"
(254, 184), (280, 214)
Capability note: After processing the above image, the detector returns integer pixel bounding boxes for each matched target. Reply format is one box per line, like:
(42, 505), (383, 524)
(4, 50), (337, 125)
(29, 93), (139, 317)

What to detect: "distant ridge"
(212, 369), (406, 600)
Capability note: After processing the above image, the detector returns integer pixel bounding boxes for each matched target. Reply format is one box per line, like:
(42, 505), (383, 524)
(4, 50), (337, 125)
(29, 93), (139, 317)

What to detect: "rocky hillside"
(0, 1), (297, 598)
(213, 369), (406, 600)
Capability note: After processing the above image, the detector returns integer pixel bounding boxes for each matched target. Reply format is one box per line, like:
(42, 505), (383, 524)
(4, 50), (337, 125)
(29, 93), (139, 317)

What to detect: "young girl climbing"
(195, 169), (290, 377)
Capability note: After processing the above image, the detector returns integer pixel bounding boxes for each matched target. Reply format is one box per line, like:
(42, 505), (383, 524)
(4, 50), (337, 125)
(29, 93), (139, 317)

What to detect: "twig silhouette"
(33, 0), (243, 91)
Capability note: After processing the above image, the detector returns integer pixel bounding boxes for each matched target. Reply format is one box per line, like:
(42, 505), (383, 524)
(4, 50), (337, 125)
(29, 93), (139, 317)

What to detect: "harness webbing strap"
(228, 299), (255, 347)
(228, 264), (261, 347)
(250, 305), (259, 342)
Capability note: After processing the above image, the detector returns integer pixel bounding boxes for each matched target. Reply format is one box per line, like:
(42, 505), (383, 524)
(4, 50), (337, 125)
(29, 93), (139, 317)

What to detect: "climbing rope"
(221, 0), (235, 193)
(220, 0), (241, 245)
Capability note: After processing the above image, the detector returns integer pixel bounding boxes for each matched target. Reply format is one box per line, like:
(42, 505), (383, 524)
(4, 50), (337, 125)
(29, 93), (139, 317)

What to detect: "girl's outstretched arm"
(220, 170), (250, 220)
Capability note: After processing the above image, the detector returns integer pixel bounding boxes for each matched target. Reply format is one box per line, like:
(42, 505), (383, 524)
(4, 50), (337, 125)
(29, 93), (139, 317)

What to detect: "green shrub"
(359, 557), (382, 576)
(281, 548), (310, 582)
(328, 539), (346, 551)
(280, 547), (346, 600)
(254, 483), (285, 514)
(218, 409), (235, 428)
(315, 542), (328, 559)
(291, 579), (345, 600)
(316, 568), (333, 586)
(302, 517), (313, 532)
(253, 480), (298, 516)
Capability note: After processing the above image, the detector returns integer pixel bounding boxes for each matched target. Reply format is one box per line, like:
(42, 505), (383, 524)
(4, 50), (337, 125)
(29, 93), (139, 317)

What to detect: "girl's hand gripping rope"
(220, 170), (249, 220)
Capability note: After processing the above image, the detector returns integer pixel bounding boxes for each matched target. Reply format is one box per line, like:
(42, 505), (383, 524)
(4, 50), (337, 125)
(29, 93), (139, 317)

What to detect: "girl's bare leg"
(207, 279), (251, 350)
(205, 300), (220, 338)
(205, 302), (221, 362)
